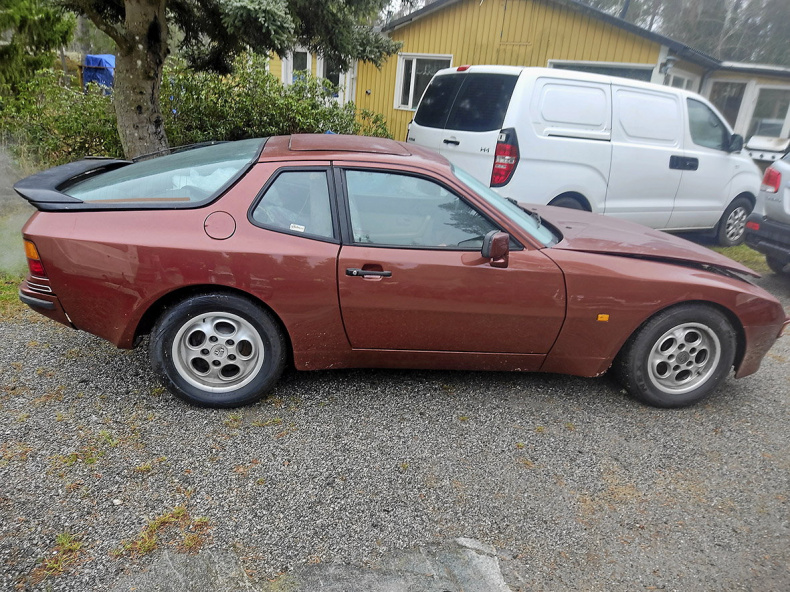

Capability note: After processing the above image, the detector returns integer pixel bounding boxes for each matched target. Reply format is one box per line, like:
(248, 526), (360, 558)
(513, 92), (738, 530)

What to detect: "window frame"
(281, 47), (312, 85)
(247, 166), (340, 244)
(394, 53), (453, 111)
(336, 166), (522, 251)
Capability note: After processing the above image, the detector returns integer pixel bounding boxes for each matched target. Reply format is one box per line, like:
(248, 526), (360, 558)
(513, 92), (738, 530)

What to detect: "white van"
(407, 66), (761, 246)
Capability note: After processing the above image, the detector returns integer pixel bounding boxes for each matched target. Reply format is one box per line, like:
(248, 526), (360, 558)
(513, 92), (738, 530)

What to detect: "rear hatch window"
(414, 73), (518, 132)
(63, 139), (264, 205)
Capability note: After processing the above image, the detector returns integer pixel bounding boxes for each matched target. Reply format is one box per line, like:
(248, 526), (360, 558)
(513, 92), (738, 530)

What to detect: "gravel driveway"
(1, 273), (788, 591)
(2, 150), (789, 590)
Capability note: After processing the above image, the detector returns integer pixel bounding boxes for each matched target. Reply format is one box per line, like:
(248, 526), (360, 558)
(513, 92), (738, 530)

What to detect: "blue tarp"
(83, 54), (115, 90)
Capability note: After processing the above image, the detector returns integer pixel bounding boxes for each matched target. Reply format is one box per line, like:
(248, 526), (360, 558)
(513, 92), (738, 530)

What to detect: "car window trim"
(334, 165), (524, 251)
(247, 165), (341, 244)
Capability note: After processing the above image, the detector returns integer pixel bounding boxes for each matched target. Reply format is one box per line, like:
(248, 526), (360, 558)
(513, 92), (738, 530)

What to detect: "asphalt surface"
(1, 149), (789, 591)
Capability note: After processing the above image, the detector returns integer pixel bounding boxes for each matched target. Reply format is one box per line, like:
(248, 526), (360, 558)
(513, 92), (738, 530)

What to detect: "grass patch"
(710, 244), (770, 274)
(0, 272), (24, 318)
(112, 506), (211, 557)
(30, 532), (85, 583)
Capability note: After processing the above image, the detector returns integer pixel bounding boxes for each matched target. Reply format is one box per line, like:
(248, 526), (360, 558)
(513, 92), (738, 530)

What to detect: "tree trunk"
(113, 0), (169, 159)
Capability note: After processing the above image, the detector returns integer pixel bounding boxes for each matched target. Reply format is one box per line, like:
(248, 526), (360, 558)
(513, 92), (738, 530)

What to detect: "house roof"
(382, 0), (790, 77)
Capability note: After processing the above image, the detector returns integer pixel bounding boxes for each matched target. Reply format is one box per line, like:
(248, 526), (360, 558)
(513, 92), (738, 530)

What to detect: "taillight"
(761, 166), (781, 193)
(24, 239), (46, 277)
(491, 128), (519, 187)
(746, 220), (760, 231)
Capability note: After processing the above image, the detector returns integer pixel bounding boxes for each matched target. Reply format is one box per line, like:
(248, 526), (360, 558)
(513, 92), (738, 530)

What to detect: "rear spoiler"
(14, 157), (131, 211)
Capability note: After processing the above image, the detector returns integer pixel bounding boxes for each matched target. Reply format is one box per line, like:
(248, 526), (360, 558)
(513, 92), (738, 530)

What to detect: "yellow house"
(271, 0), (790, 153)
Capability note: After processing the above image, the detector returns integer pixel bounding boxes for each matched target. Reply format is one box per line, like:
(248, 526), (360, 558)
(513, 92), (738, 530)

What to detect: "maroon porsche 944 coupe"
(15, 135), (788, 408)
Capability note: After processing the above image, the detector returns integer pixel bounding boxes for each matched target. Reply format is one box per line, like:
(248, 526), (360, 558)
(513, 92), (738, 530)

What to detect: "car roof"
(432, 65), (706, 100)
(261, 134), (450, 168)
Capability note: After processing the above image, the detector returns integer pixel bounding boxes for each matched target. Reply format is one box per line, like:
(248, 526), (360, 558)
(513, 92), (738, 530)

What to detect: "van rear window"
(414, 73), (518, 132)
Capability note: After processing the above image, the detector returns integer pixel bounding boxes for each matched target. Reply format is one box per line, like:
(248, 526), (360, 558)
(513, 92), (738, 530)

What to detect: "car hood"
(531, 205), (759, 277)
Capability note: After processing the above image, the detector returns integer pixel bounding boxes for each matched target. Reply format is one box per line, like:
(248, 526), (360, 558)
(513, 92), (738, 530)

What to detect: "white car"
(408, 65), (761, 246)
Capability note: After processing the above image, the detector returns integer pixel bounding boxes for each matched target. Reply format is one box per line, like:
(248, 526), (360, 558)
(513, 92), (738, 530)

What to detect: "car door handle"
(669, 156), (699, 171)
(346, 268), (392, 278)
(443, 139), (460, 145)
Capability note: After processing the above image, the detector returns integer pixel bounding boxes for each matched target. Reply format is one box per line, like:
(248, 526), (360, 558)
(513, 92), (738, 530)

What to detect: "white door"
(605, 86), (683, 228)
(667, 98), (738, 230)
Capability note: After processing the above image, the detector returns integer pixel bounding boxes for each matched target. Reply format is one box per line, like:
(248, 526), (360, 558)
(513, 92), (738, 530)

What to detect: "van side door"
(605, 85), (683, 228)
(665, 98), (737, 230)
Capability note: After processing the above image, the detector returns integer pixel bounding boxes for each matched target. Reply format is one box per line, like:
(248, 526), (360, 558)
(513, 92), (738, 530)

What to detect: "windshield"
(64, 139), (264, 204)
(451, 166), (558, 247)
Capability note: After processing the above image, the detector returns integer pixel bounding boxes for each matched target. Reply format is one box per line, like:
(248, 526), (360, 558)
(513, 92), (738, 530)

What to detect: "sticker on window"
(289, 223), (305, 232)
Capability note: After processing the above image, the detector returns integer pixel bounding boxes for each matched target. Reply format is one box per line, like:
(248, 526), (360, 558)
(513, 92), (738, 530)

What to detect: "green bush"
(0, 53), (391, 169)
(0, 70), (122, 166)
(162, 54), (390, 146)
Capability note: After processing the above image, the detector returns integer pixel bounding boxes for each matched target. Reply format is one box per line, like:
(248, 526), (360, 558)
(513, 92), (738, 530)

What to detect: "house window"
(395, 54), (452, 110)
(748, 88), (790, 138)
(708, 81), (746, 127)
(664, 72), (698, 91)
(282, 49), (312, 85)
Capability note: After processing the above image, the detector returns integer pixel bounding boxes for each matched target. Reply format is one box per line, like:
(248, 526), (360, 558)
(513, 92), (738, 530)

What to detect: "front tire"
(717, 197), (752, 246)
(150, 294), (286, 407)
(615, 304), (736, 408)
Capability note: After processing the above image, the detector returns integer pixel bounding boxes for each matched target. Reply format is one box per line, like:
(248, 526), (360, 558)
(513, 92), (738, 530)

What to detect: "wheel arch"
(549, 191), (592, 211)
(727, 191), (755, 212)
(614, 299), (746, 372)
(133, 285), (294, 366)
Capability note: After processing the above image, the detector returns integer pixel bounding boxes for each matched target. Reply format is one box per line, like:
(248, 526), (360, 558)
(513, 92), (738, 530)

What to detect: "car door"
(335, 167), (566, 355)
(666, 98), (737, 230)
(605, 85), (683, 228)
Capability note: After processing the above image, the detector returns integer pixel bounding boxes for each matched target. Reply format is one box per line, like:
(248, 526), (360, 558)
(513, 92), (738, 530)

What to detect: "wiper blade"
(506, 196), (541, 225)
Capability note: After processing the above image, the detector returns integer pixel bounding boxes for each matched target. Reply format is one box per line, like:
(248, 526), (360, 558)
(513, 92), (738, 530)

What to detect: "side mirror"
(729, 133), (744, 153)
(481, 230), (510, 268)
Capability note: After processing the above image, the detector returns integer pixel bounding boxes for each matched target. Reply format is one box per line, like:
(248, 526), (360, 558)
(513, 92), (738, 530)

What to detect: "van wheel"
(614, 304), (736, 408)
(150, 294), (286, 408)
(717, 197), (752, 246)
(550, 196), (585, 210)
(766, 256), (788, 275)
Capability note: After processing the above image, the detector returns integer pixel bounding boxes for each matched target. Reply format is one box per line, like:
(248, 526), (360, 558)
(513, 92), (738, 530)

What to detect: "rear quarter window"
(414, 73), (518, 131)
(63, 139), (264, 205)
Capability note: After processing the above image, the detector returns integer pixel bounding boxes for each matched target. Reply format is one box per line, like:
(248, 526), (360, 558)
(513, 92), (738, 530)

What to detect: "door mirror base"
(481, 230), (510, 268)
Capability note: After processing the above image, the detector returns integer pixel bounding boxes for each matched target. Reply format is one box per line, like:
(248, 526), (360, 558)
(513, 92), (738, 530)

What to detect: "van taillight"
(761, 166), (781, 193)
(491, 128), (519, 187)
(24, 239), (46, 277)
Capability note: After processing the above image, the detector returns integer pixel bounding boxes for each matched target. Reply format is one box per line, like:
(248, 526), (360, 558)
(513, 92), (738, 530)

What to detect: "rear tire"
(614, 304), (736, 408)
(150, 294), (286, 408)
(766, 256), (788, 275)
(717, 197), (752, 246)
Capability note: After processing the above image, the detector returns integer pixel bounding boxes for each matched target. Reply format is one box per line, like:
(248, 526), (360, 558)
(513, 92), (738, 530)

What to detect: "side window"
(345, 170), (497, 248)
(687, 99), (729, 151)
(251, 170), (334, 239)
